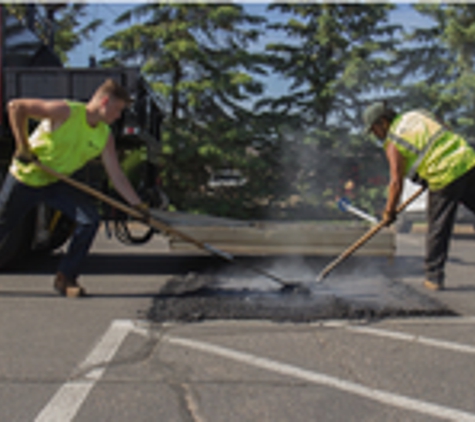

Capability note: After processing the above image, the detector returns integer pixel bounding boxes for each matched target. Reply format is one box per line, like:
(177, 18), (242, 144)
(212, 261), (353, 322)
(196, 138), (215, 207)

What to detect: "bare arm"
(101, 133), (142, 206)
(7, 99), (70, 158)
(384, 142), (406, 215)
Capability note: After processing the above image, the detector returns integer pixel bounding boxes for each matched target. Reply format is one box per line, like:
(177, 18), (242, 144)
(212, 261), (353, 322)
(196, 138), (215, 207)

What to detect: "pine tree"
(101, 4), (272, 217)
(261, 4), (398, 136)
(256, 4), (399, 217)
(5, 4), (101, 64)
(398, 4), (475, 134)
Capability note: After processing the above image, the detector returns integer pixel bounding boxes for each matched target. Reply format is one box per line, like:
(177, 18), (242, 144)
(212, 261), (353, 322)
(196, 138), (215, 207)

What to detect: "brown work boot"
(423, 279), (444, 291)
(54, 272), (86, 298)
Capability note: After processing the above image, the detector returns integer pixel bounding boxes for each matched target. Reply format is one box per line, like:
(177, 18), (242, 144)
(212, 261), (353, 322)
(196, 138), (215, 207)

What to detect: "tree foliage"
(6, 4), (102, 64)
(60, 4), (475, 219)
(101, 4), (272, 217)
(253, 4), (398, 217)
(261, 4), (399, 132)
(398, 5), (475, 134)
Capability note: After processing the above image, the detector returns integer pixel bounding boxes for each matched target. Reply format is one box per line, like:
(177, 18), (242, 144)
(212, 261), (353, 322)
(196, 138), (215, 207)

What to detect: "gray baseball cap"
(363, 101), (387, 134)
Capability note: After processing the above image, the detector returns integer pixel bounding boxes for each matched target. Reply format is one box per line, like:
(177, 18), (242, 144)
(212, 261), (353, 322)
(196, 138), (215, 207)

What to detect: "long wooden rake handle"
(316, 186), (426, 283)
(34, 160), (297, 288)
(34, 160), (233, 259)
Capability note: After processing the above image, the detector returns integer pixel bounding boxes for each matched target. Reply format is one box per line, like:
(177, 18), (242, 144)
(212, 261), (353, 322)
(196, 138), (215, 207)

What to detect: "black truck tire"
(46, 213), (74, 251)
(28, 209), (75, 259)
(0, 210), (36, 270)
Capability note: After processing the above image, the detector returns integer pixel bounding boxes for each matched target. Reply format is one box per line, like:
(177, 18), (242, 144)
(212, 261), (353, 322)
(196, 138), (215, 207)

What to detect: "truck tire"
(47, 213), (74, 251)
(0, 210), (36, 270)
(29, 208), (75, 258)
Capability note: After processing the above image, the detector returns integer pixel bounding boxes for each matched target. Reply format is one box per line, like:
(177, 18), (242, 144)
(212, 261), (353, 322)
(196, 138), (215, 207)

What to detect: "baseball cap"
(362, 101), (387, 134)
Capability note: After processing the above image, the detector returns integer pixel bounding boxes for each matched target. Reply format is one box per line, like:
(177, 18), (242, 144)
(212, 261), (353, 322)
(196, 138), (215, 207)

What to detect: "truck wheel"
(0, 210), (36, 270)
(46, 213), (75, 252)
(30, 208), (75, 256)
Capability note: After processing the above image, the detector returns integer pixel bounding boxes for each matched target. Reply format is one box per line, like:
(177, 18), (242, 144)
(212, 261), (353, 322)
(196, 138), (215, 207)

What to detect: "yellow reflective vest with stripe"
(10, 101), (110, 187)
(384, 110), (475, 191)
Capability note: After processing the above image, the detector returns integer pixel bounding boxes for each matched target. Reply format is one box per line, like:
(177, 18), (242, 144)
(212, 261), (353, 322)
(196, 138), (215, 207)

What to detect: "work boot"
(423, 279), (444, 291)
(54, 272), (86, 298)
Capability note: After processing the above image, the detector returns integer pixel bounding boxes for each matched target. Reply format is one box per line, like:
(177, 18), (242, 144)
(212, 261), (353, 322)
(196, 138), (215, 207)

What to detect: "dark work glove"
(14, 148), (38, 165)
(382, 209), (397, 227)
(411, 173), (428, 189)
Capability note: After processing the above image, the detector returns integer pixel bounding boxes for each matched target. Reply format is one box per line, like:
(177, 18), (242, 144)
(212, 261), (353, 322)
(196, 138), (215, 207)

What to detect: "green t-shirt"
(10, 101), (110, 187)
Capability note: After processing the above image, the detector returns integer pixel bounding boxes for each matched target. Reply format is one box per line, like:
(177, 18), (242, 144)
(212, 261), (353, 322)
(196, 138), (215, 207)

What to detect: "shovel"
(34, 160), (306, 293)
(316, 186), (426, 283)
(337, 197), (378, 224)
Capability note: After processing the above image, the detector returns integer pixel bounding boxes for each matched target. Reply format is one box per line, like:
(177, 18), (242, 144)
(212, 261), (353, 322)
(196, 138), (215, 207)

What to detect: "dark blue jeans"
(426, 166), (475, 285)
(0, 172), (100, 279)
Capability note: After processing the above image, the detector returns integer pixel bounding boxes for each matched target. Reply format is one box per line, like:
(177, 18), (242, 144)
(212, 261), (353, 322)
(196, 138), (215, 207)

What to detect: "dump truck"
(0, 5), (166, 268)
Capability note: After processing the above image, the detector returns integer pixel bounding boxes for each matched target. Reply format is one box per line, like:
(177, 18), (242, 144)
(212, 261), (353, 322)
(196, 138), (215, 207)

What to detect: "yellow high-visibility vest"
(384, 110), (475, 190)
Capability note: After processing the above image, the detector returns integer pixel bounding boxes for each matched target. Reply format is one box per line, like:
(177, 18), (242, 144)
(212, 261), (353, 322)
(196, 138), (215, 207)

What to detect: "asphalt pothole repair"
(148, 258), (456, 323)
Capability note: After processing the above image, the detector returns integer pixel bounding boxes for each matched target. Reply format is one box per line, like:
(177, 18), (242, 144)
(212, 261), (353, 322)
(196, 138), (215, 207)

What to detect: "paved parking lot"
(2, 228), (475, 421)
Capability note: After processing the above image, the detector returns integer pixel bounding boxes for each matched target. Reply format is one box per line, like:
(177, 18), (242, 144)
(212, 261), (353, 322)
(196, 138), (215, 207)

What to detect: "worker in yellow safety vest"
(363, 101), (475, 291)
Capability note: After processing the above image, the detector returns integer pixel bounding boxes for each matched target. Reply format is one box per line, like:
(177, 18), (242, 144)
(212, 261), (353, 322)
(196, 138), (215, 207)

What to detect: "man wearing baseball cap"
(363, 101), (475, 291)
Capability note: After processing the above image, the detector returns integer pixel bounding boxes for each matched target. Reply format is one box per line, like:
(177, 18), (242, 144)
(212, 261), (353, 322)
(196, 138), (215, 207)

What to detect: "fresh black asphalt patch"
(148, 257), (456, 323)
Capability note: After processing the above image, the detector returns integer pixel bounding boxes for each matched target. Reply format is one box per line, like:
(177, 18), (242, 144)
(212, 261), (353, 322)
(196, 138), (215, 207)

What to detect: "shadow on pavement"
(0, 290), (160, 299)
(1, 253), (430, 280)
(451, 232), (475, 240)
(1, 254), (228, 276)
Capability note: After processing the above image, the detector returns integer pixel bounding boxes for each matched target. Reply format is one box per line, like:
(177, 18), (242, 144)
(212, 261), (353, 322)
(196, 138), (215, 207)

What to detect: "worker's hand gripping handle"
(316, 186), (426, 283)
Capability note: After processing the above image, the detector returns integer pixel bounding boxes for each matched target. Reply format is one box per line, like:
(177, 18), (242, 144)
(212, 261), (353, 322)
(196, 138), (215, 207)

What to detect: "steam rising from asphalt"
(242, 126), (391, 297)
(273, 127), (322, 219)
(162, 124), (390, 298)
(211, 256), (393, 300)
(212, 256), (318, 292)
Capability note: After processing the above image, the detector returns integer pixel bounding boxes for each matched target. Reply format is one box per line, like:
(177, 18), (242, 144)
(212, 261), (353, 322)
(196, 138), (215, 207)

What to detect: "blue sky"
(68, 3), (131, 67)
(69, 3), (428, 67)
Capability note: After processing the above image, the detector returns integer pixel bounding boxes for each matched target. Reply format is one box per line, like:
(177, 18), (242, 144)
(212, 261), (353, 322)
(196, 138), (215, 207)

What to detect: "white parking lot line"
(383, 316), (475, 325)
(346, 325), (475, 354)
(166, 335), (475, 422)
(34, 320), (134, 422)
